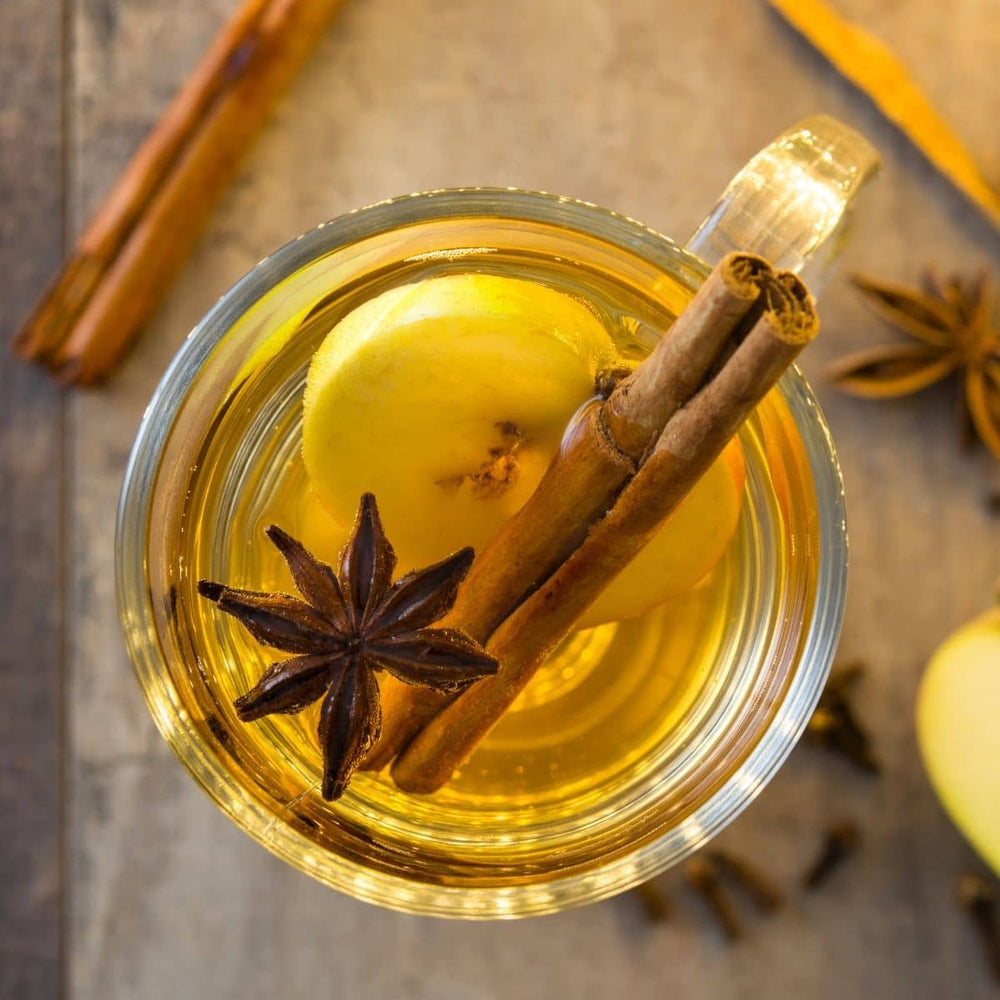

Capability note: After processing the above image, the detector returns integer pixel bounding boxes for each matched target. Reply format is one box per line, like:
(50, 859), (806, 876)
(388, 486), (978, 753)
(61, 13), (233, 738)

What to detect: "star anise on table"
(198, 493), (498, 800)
(826, 270), (1000, 459)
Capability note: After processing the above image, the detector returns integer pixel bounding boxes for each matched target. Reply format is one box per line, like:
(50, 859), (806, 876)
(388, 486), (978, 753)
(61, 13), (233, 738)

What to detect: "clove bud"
(707, 851), (784, 913)
(803, 819), (861, 890)
(684, 856), (743, 941)
(958, 874), (1000, 984)
(806, 662), (880, 774)
(633, 879), (672, 923)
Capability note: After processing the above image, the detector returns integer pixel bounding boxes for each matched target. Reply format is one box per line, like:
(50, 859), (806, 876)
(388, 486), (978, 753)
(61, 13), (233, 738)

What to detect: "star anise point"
(198, 579), (225, 601)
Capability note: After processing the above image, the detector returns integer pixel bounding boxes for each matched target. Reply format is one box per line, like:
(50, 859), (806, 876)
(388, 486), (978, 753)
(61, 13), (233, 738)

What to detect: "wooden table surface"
(3, 1), (1000, 996)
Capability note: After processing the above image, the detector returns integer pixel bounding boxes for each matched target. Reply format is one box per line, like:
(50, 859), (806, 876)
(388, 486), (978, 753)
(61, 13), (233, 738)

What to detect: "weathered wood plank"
(62, 0), (1000, 997)
(65, 4), (252, 994)
(0, 2), (66, 997)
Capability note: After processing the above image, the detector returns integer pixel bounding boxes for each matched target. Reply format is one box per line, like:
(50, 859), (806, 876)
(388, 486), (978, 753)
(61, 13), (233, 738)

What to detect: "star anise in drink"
(827, 270), (1000, 459)
(198, 493), (498, 800)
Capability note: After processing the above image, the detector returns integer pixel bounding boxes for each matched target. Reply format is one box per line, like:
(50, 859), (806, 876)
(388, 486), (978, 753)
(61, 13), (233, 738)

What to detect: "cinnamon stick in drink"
(362, 253), (782, 771)
(13, 0), (346, 385)
(453, 253), (776, 634)
(390, 268), (817, 793)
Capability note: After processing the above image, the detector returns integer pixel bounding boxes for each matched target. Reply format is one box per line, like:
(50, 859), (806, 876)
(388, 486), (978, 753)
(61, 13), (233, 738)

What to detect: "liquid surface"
(179, 247), (794, 843)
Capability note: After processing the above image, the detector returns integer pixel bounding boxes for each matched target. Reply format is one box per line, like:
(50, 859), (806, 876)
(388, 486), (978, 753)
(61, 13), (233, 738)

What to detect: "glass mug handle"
(686, 114), (881, 288)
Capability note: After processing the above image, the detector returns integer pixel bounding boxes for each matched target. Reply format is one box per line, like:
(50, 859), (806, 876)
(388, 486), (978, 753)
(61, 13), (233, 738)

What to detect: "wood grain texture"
(1, 0), (994, 996)
(0, 2), (66, 998)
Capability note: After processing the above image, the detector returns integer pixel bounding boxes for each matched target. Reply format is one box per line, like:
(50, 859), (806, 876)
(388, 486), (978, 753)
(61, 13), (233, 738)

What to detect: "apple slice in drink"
(303, 273), (618, 567)
(302, 273), (745, 622)
(577, 439), (745, 628)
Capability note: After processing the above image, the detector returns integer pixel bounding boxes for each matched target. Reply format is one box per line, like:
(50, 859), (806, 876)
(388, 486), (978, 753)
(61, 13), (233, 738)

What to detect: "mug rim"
(116, 187), (847, 917)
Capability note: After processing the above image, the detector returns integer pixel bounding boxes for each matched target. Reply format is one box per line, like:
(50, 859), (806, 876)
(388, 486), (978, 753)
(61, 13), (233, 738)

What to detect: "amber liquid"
(180, 245), (798, 841)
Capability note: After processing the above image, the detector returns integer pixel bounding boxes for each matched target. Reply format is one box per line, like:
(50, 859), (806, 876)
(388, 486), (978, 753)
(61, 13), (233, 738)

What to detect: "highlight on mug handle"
(687, 114), (881, 290)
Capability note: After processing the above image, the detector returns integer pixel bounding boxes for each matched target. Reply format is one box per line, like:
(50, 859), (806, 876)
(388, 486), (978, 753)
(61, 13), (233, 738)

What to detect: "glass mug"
(117, 115), (879, 917)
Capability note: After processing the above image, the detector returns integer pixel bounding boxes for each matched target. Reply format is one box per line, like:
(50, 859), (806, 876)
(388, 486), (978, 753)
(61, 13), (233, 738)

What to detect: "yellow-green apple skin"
(916, 607), (1000, 874)
(302, 273), (746, 621)
(577, 439), (745, 628)
(303, 274), (618, 568)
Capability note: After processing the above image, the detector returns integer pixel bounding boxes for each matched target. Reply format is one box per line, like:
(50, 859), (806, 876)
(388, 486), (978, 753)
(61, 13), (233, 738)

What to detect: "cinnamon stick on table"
(390, 261), (818, 793)
(362, 253), (777, 772)
(12, 0), (347, 386)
